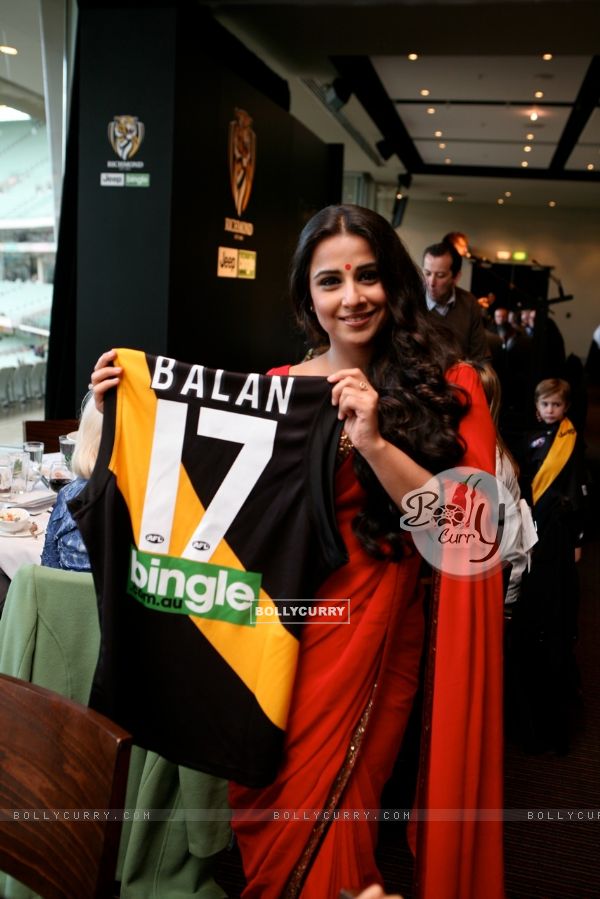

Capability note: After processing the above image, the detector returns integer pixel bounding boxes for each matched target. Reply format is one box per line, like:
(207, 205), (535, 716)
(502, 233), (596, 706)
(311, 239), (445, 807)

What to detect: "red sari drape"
(229, 363), (505, 899)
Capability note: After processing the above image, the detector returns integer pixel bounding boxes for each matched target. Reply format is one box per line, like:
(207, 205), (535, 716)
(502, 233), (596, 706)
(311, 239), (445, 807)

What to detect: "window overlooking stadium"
(0, 0), (70, 429)
(0, 114), (54, 364)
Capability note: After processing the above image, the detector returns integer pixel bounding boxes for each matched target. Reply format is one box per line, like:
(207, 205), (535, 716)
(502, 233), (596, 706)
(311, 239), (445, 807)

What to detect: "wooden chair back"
(23, 419), (80, 453)
(0, 673), (131, 899)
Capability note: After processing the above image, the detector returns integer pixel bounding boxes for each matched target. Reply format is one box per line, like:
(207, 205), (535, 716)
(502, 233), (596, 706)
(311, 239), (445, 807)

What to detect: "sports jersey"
(73, 349), (347, 786)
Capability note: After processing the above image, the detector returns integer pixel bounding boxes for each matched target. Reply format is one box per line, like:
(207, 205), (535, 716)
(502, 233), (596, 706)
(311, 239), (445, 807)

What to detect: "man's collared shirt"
(426, 290), (456, 317)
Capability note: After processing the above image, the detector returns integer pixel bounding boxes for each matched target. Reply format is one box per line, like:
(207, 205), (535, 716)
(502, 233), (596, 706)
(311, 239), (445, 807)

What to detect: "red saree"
(229, 363), (504, 899)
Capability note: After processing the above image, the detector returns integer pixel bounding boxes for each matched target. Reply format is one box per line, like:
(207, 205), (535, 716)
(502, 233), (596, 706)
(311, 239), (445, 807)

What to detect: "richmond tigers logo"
(228, 108), (256, 217)
(108, 115), (145, 161)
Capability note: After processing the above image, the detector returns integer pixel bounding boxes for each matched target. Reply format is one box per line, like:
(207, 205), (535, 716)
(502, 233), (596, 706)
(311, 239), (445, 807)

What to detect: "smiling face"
(308, 232), (389, 363)
(536, 391), (568, 425)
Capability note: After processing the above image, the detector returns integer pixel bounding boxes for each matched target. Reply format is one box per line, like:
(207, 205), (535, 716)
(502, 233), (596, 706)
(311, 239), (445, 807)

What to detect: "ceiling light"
(497, 198), (505, 205)
(542, 53), (553, 61)
(521, 161), (529, 168)
(0, 45), (18, 56)
(497, 251), (511, 260)
(548, 200), (557, 207)
(526, 133), (535, 140)
(427, 107), (436, 115)
(396, 192), (404, 200)
(444, 157), (451, 164)
(523, 145), (532, 152)
(434, 130), (442, 138)
(504, 191), (512, 198)
(0, 105), (31, 121)
(439, 142), (446, 149)
(534, 91), (544, 99)
(529, 111), (539, 122)
(447, 196), (454, 203)
(587, 163), (595, 170)
(420, 89), (430, 97)
(408, 53), (418, 61)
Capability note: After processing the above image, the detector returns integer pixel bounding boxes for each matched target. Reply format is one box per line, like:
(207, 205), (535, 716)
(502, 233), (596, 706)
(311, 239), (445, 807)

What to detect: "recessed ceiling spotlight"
(534, 90), (544, 99)
(439, 142), (446, 149)
(497, 198), (505, 205)
(526, 133), (535, 140)
(420, 88), (430, 96)
(587, 163), (595, 170)
(523, 145), (532, 152)
(427, 107), (436, 114)
(504, 191), (512, 198)
(444, 157), (452, 164)
(434, 130), (443, 138)
(542, 53), (553, 61)
(529, 111), (539, 122)
(408, 53), (418, 61)
(548, 200), (557, 207)
(521, 161), (529, 168)
(0, 45), (18, 56)
(447, 196), (454, 203)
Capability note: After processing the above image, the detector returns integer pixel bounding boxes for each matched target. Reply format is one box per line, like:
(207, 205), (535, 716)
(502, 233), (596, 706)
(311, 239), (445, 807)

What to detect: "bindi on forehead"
(344, 263), (352, 271)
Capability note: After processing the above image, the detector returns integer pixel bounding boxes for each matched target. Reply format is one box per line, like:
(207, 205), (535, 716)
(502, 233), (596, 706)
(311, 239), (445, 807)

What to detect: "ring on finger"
(359, 381), (368, 391)
(88, 382), (94, 390)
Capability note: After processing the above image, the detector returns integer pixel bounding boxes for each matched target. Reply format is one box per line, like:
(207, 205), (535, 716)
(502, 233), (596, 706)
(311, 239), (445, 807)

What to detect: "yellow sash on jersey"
(532, 417), (576, 505)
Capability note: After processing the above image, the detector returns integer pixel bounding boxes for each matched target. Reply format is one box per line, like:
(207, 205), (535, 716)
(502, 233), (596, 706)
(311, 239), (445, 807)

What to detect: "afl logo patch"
(145, 533), (164, 544)
(192, 540), (211, 551)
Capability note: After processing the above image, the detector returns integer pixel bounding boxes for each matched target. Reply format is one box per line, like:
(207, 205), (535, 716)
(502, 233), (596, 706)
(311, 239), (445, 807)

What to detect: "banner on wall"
(219, 107), (257, 279)
(101, 115), (150, 188)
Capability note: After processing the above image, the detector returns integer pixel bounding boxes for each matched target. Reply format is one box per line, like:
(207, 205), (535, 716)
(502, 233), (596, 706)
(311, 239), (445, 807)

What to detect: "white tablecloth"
(0, 510), (51, 579)
(0, 453), (61, 579)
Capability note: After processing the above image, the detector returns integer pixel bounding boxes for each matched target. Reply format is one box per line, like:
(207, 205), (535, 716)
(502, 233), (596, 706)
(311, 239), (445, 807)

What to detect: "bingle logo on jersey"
(128, 547), (261, 626)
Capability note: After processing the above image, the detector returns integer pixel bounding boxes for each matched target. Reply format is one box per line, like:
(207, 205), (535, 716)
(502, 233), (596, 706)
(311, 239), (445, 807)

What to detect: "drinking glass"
(59, 435), (77, 471)
(48, 460), (74, 494)
(0, 463), (11, 497)
(23, 441), (44, 466)
(23, 441), (44, 488)
(9, 452), (30, 495)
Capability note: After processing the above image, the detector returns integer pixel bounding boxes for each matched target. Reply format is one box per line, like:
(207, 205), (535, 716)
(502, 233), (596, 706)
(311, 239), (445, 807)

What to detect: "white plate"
(0, 524), (45, 539)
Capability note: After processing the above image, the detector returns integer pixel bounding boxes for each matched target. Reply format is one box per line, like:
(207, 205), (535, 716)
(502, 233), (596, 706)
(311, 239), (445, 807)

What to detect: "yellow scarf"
(532, 416), (576, 505)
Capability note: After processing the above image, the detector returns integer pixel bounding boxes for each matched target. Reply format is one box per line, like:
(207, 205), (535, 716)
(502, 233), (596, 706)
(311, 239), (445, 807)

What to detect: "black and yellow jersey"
(73, 349), (347, 786)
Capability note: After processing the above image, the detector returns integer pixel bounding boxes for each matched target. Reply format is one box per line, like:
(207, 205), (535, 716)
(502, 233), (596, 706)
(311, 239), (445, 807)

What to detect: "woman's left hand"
(327, 369), (384, 456)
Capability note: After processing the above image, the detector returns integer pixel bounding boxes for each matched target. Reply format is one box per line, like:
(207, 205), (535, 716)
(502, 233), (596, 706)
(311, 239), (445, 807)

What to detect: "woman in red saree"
(229, 206), (504, 898)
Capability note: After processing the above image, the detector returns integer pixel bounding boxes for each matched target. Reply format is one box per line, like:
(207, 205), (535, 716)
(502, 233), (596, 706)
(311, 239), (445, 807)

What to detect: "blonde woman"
(41, 393), (103, 571)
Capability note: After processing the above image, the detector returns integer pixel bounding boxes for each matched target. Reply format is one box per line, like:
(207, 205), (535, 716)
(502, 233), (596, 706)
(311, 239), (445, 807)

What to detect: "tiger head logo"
(228, 108), (256, 218)
(108, 115), (145, 161)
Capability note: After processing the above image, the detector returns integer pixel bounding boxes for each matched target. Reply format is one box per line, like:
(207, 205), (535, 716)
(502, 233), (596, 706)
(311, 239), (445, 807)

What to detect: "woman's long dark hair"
(290, 204), (468, 559)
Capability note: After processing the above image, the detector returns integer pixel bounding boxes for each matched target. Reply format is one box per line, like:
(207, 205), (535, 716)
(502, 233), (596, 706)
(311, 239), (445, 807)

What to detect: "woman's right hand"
(89, 349), (123, 413)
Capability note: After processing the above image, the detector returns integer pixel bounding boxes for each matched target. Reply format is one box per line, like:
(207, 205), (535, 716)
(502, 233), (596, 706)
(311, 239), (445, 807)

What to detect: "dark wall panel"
(76, 7), (176, 396)
(57, 4), (341, 406)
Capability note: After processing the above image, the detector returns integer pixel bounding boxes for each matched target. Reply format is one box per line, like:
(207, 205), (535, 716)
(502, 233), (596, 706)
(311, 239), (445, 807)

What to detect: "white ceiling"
(1, 0), (599, 207)
(0, 0), (43, 96)
(213, 0), (600, 208)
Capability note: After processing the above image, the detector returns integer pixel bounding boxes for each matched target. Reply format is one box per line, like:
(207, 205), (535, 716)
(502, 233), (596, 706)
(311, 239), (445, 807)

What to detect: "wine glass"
(48, 461), (74, 494)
